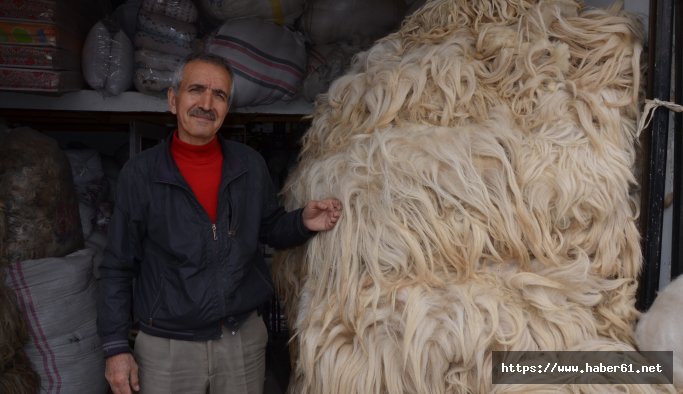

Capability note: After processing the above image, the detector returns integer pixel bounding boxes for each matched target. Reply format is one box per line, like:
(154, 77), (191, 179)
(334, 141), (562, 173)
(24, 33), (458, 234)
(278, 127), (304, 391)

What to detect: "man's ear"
(167, 88), (177, 115)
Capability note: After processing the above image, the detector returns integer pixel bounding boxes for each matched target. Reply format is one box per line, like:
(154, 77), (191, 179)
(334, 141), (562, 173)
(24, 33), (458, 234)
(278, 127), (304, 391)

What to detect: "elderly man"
(98, 52), (342, 394)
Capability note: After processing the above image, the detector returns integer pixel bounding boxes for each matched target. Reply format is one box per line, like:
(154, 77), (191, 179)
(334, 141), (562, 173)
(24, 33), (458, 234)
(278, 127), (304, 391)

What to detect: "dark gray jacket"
(97, 135), (313, 357)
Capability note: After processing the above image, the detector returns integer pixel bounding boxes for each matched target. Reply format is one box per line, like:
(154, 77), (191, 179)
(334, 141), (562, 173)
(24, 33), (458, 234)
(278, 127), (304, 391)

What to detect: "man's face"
(167, 60), (232, 145)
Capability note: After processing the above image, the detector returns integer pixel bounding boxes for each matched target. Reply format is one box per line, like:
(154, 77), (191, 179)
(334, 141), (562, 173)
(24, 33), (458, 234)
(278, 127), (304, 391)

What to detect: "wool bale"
(302, 41), (369, 102)
(273, 0), (668, 393)
(0, 128), (83, 269)
(205, 18), (307, 107)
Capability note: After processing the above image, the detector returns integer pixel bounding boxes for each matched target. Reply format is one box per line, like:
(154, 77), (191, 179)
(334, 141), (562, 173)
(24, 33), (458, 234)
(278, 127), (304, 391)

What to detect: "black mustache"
(189, 108), (216, 121)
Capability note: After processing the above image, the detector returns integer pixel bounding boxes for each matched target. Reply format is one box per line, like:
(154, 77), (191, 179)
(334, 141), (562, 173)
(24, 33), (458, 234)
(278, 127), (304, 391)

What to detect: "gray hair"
(171, 52), (236, 106)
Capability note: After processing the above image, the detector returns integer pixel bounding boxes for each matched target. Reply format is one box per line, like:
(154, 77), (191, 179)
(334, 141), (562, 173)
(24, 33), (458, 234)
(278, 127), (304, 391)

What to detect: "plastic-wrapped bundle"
(205, 18), (306, 107)
(133, 0), (198, 95)
(136, 11), (197, 49)
(135, 48), (183, 71)
(133, 67), (175, 96)
(82, 18), (134, 96)
(196, 0), (304, 26)
(133, 48), (182, 95)
(0, 127), (82, 269)
(140, 0), (198, 23)
(302, 41), (369, 101)
(133, 14), (195, 57)
(298, 0), (406, 45)
(64, 149), (107, 239)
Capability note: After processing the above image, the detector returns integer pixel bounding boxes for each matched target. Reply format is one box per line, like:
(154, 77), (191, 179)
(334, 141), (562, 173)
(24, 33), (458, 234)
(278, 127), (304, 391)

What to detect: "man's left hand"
(303, 198), (342, 232)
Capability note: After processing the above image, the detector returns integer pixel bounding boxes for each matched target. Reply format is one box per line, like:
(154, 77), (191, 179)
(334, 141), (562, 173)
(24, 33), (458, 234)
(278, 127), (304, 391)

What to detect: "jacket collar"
(153, 133), (247, 186)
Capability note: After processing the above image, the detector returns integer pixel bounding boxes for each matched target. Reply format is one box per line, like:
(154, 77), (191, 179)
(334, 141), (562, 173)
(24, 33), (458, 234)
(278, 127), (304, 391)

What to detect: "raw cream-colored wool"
(274, 0), (670, 392)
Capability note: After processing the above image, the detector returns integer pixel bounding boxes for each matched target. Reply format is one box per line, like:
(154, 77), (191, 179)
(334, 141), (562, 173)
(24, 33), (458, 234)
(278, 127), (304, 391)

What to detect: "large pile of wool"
(274, 0), (669, 393)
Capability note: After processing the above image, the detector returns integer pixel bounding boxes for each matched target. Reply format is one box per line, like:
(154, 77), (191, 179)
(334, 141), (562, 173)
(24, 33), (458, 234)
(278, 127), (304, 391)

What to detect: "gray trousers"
(133, 311), (268, 394)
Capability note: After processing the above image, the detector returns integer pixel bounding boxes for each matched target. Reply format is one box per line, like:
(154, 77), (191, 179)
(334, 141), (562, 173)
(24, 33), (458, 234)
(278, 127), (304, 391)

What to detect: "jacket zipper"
(212, 223), (218, 240)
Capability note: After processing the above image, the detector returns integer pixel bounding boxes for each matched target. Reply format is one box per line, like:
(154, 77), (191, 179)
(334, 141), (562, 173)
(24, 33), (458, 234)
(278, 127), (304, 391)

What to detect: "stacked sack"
(64, 149), (114, 278)
(299, 0), (407, 101)
(0, 0), (108, 92)
(133, 0), (198, 95)
(1, 128), (106, 393)
(6, 249), (107, 394)
(0, 129), (81, 393)
(196, 0), (305, 28)
(205, 18), (307, 107)
(82, 17), (135, 96)
(301, 40), (367, 102)
(298, 0), (406, 46)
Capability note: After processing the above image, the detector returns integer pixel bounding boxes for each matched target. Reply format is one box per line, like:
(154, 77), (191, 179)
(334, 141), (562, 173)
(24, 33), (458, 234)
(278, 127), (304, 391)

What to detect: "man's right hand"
(105, 353), (140, 393)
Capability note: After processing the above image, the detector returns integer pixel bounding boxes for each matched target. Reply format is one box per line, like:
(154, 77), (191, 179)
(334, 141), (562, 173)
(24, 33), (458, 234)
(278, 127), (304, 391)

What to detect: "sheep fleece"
(274, 0), (671, 393)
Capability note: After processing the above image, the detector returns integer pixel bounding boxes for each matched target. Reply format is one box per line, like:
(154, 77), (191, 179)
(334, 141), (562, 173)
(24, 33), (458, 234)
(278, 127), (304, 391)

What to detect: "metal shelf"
(0, 90), (313, 115)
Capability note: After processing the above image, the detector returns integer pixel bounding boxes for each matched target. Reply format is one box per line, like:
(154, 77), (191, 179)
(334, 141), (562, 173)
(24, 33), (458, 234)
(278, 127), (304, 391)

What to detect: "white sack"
(82, 19), (135, 96)
(636, 275), (683, 389)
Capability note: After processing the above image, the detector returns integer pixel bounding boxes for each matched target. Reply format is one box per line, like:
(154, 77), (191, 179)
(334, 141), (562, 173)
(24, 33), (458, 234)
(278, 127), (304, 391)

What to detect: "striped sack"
(206, 18), (306, 108)
(5, 249), (107, 394)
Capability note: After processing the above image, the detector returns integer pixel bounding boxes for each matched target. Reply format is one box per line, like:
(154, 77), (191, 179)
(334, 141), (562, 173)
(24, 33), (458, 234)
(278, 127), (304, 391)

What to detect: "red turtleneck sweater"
(171, 131), (223, 223)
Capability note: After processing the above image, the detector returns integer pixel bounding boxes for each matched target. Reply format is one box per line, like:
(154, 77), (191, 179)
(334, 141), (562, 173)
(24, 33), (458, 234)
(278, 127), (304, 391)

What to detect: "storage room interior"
(1, 0), (682, 393)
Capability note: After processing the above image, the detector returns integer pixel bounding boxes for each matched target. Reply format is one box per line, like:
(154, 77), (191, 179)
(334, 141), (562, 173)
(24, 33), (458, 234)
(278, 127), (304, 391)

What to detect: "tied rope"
(638, 98), (683, 136)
